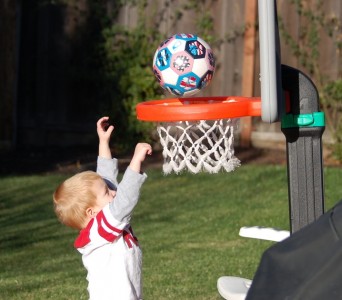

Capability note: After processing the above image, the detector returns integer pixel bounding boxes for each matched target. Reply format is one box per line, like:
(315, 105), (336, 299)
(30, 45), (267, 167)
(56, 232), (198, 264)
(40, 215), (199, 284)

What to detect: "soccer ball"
(152, 33), (215, 96)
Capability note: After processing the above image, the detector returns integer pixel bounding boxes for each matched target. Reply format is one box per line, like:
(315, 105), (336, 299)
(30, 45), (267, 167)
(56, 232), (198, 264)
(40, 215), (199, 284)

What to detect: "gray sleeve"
(96, 157), (119, 190)
(109, 167), (147, 223)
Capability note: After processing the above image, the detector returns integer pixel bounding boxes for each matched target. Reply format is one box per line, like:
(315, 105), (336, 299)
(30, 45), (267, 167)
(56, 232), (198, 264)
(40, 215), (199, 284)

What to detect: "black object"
(246, 199), (342, 300)
(281, 65), (325, 233)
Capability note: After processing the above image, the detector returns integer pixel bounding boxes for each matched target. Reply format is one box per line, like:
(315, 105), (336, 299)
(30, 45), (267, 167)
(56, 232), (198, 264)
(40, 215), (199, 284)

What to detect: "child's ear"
(86, 207), (97, 218)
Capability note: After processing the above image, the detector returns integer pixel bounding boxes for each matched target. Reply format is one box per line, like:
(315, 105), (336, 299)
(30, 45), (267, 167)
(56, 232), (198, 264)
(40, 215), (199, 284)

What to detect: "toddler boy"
(53, 116), (152, 300)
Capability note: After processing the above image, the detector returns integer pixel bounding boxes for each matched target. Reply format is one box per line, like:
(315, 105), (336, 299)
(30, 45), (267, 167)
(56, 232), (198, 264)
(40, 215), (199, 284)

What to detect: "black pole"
(281, 64), (325, 233)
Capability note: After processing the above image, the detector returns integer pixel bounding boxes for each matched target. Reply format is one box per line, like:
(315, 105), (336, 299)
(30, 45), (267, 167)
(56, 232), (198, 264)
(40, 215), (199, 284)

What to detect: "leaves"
(279, 0), (342, 161)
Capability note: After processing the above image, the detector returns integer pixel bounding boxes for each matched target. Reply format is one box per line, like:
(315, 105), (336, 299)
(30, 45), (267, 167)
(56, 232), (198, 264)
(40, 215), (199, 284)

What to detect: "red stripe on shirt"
(96, 210), (122, 242)
(74, 218), (94, 248)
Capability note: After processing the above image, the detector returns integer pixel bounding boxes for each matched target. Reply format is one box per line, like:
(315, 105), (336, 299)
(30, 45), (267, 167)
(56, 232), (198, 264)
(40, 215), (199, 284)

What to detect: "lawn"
(0, 163), (341, 299)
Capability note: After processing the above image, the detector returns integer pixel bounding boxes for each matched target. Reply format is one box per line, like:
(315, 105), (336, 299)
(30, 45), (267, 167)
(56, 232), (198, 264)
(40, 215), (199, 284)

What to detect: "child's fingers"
(97, 117), (114, 133)
(139, 143), (152, 155)
(97, 116), (109, 126)
(106, 124), (115, 134)
(146, 144), (152, 155)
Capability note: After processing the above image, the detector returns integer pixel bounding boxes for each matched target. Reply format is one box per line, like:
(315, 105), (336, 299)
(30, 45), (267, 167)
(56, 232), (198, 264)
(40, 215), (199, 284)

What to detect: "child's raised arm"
(129, 143), (152, 173)
(97, 116), (114, 159)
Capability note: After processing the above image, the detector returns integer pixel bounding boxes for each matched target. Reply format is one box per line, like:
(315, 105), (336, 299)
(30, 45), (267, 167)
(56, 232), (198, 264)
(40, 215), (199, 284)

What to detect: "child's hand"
(133, 143), (152, 162)
(129, 143), (152, 173)
(97, 116), (114, 143)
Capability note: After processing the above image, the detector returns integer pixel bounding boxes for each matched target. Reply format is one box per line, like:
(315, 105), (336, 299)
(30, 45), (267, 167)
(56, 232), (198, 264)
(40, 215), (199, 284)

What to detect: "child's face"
(91, 178), (116, 214)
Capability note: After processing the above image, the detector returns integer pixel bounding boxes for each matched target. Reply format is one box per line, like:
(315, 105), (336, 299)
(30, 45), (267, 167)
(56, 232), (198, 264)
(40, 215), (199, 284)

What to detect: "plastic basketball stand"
(281, 64), (325, 233)
(217, 277), (252, 300)
(217, 0), (325, 298)
(217, 64), (325, 300)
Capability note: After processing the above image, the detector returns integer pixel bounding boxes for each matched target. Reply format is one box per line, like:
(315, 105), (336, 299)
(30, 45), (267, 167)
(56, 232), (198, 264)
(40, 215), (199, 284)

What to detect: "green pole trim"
(281, 112), (325, 128)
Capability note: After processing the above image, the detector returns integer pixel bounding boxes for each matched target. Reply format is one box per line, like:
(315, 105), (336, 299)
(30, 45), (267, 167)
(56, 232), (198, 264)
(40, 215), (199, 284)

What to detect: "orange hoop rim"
(136, 96), (261, 122)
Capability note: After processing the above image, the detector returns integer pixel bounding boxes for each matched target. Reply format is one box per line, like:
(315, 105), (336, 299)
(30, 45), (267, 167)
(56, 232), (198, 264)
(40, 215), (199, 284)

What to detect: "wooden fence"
(1, 0), (341, 149)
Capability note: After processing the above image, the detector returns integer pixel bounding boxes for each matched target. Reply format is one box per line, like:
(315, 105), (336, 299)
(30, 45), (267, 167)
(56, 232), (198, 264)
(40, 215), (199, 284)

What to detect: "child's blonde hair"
(53, 171), (102, 230)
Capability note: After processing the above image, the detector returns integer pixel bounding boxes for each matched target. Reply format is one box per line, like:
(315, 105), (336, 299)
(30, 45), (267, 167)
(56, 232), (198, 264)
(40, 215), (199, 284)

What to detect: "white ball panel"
(192, 58), (209, 78)
(161, 68), (179, 85)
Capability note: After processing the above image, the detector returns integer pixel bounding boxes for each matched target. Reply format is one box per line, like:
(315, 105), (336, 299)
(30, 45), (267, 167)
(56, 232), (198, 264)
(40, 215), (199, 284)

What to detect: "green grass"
(0, 165), (341, 299)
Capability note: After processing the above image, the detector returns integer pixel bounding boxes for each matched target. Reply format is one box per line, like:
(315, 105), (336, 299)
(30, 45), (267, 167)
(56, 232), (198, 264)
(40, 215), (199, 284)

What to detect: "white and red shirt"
(75, 157), (147, 300)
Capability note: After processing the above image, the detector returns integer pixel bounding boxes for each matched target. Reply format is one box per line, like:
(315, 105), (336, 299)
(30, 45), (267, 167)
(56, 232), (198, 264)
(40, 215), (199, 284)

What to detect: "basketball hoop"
(136, 96), (261, 174)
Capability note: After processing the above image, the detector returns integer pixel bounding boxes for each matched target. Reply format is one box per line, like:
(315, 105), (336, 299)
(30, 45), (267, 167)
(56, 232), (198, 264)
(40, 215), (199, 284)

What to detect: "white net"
(157, 118), (240, 174)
